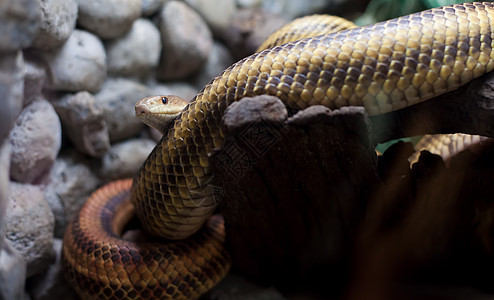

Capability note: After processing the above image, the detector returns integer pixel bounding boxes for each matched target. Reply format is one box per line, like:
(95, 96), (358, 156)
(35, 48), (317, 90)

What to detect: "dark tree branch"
(211, 95), (377, 292)
(371, 72), (494, 143)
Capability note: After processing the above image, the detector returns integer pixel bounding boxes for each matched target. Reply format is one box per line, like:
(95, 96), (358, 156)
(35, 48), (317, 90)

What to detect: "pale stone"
(157, 1), (213, 80)
(6, 182), (55, 278)
(260, 0), (330, 19)
(142, 0), (166, 16)
(192, 41), (234, 89)
(23, 57), (47, 106)
(0, 0), (39, 51)
(31, 0), (78, 49)
(0, 141), (10, 246)
(95, 78), (149, 142)
(0, 240), (27, 300)
(42, 30), (107, 93)
(77, 0), (142, 39)
(9, 99), (62, 184)
(99, 138), (156, 181)
(42, 187), (65, 239)
(46, 150), (99, 232)
(0, 51), (24, 140)
(106, 18), (161, 77)
(52, 92), (110, 157)
(184, 0), (236, 34)
(222, 8), (287, 58)
(236, 0), (262, 7)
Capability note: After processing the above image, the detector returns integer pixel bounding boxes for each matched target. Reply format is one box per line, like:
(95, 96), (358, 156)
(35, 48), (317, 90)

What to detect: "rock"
(42, 186), (65, 239)
(9, 99), (62, 184)
(23, 57), (47, 106)
(192, 41), (234, 90)
(51, 92), (110, 157)
(42, 30), (107, 93)
(0, 0), (39, 51)
(222, 8), (288, 58)
(46, 150), (99, 234)
(142, 0), (165, 16)
(77, 0), (142, 39)
(5, 182), (55, 278)
(31, 0), (78, 50)
(106, 18), (161, 77)
(26, 239), (78, 300)
(0, 240), (27, 300)
(260, 0), (329, 19)
(95, 78), (149, 142)
(0, 51), (24, 140)
(0, 54), (22, 252)
(0, 141), (10, 247)
(99, 138), (156, 181)
(236, 0), (262, 7)
(184, 0), (236, 35)
(157, 1), (213, 80)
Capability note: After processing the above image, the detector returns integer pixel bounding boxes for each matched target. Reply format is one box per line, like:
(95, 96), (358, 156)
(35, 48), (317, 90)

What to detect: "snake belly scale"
(63, 3), (494, 299)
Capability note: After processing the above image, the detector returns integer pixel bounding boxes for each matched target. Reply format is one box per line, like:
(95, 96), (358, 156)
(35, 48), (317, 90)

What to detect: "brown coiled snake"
(63, 3), (494, 299)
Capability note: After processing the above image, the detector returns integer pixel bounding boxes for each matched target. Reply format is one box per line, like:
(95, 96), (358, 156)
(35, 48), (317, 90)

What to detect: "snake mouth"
(135, 104), (150, 117)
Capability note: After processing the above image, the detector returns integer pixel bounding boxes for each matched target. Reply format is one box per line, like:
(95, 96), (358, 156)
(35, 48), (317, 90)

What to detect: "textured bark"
(211, 95), (378, 291)
(371, 72), (494, 143)
(210, 75), (494, 297)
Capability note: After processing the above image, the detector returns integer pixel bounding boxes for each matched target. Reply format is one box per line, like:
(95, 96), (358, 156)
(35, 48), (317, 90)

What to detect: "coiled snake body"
(63, 3), (494, 299)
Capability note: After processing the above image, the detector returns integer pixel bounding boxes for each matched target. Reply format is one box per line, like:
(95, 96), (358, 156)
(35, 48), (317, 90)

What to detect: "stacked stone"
(0, 0), (340, 299)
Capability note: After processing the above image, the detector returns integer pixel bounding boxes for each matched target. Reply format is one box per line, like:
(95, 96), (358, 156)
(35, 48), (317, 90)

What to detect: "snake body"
(62, 180), (229, 299)
(63, 3), (494, 299)
(410, 133), (492, 166)
(257, 14), (358, 51)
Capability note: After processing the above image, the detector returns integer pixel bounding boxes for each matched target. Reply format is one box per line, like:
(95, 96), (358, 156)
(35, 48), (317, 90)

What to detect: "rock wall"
(0, 0), (356, 299)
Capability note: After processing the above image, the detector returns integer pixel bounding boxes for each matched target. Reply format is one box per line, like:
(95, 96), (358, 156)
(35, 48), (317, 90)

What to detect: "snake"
(135, 95), (189, 134)
(409, 133), (493, 166)
(62, 3), (494, 299)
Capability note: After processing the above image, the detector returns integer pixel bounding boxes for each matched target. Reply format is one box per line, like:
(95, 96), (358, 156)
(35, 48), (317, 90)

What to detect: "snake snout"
(135, 104), (150, 117)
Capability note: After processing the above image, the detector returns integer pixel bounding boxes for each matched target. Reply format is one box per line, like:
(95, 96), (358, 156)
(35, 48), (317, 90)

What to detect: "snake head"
(135, 95), (188, 134)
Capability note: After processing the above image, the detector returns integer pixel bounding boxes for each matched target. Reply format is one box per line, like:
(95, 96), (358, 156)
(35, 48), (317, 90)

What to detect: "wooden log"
(210, 95), (378, 292)
(208, 72), (494, 297)
(371, 72), (494, 143)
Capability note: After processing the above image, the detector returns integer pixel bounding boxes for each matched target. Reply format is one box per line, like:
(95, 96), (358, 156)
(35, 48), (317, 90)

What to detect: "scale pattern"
(131, 3), (494, 240)
(62, 179), (230, 299)
(257, 14), (358, 51)
(410, 133), (491, 164)
(63, 3), (494, 299)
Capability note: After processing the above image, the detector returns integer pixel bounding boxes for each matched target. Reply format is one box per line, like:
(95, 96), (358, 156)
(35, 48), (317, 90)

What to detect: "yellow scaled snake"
(63, 3), (494, 299)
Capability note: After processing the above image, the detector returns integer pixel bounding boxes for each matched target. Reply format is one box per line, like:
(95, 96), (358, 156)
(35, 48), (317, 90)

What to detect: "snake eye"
(161, 97), (168, 105)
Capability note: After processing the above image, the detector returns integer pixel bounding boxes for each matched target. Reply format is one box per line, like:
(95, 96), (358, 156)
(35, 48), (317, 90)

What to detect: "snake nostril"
(135, 105), (149, 116)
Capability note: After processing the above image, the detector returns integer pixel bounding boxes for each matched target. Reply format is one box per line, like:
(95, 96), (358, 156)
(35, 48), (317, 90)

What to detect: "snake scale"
(63, 3), (494, 299)
(410, 133), (492, 165)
